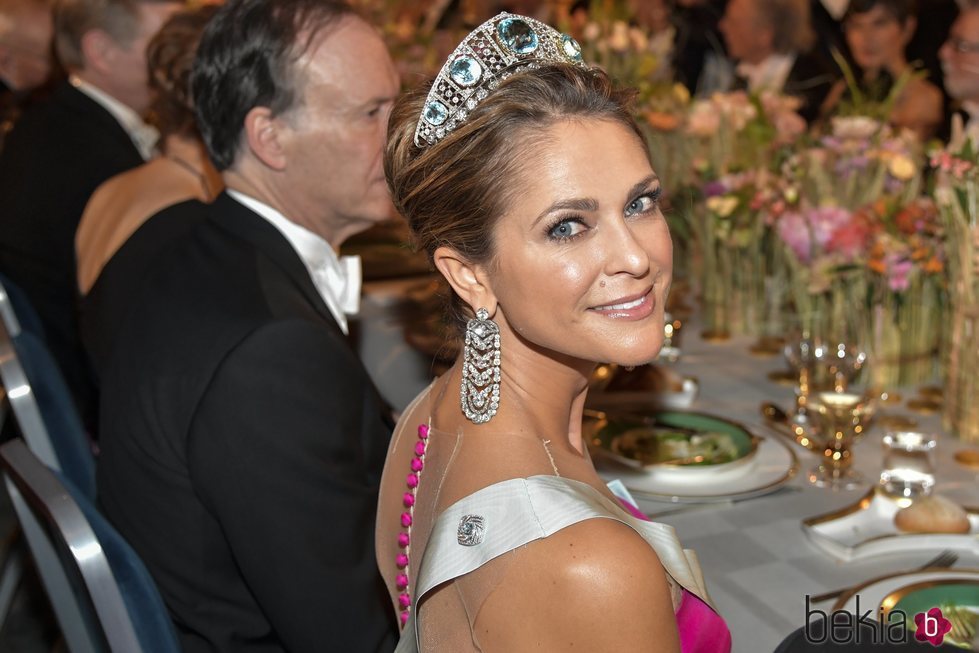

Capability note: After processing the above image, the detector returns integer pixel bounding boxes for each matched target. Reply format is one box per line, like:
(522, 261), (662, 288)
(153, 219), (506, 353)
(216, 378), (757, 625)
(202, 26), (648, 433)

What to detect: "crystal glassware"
(808, 390), (876, 490)
(783, 337), (820, 427)
(814, 341), (868, 393)
(879, 431), (937, 499)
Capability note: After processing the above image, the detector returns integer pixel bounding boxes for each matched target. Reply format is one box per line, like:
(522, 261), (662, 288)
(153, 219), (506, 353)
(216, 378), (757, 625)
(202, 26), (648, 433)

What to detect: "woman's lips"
(589, 288), (655, 320)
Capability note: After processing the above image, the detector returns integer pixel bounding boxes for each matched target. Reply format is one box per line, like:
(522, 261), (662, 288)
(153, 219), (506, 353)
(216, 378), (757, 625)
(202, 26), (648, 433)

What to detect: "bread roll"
(894, 494), (972, 535)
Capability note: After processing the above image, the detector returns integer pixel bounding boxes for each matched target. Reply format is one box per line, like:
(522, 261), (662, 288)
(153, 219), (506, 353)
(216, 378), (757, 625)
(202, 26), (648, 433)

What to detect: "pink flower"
(778, 211), (811, 264)
(807, 206), (852, 250)
(886, 256), (914, 292)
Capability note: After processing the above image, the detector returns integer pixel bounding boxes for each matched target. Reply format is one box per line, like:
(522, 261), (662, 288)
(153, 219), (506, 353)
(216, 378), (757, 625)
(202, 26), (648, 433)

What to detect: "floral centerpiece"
(681, 90), (807, 339)
(774, 118), (945, 388)
(930, 137), (979, 441)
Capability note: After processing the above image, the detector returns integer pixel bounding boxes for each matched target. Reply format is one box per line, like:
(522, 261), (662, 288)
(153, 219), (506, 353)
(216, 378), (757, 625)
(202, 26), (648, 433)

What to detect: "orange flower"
(924, 256), (944, 273)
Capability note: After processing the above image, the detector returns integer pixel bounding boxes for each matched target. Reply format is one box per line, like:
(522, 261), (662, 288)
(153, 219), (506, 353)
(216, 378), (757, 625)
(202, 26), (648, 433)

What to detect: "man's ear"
(242, 106), (287, 170)
(902, 17), (918, 45)
(433, 246), (498, 315)
(79, 29), (114, 77)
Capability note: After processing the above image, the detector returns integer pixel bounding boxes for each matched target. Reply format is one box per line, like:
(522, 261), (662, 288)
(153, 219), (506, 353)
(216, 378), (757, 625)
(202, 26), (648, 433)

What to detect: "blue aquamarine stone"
(449, 56), (482, 87)
(562, 34), (583, 61)
(497, 17), (538, 54)
(423, 100), (448, 126)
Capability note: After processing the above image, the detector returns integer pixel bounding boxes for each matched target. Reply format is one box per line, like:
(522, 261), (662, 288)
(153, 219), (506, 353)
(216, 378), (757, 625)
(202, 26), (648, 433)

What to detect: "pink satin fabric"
(617, 498), (732, 653)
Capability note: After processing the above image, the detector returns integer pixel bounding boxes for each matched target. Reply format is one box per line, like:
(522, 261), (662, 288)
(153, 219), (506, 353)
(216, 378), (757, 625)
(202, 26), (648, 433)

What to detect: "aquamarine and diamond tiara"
(413, 13), (586, 148)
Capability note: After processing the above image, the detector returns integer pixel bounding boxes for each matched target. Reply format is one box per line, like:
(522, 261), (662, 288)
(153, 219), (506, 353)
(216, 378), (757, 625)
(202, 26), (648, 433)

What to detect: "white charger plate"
(595, 432), (799, 502)
(804, 490), (979, 562)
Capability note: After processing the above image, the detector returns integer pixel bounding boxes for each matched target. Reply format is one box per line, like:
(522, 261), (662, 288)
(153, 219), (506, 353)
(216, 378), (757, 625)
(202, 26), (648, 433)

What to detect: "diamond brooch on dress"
(457, 514), (486, 546)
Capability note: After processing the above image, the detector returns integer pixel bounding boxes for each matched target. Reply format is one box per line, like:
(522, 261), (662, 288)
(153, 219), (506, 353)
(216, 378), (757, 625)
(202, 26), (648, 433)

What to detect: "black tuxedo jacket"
(784, 50), (839, 124)
(97, 193), (398, 653)
(0, 80), (143, 427)
(80, 198), (210, 380)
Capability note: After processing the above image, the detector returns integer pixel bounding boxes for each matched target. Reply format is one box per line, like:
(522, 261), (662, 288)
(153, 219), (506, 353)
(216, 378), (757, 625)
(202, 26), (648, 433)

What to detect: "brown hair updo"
(385, 63), (645, 326)
(146, 3), (219, 140)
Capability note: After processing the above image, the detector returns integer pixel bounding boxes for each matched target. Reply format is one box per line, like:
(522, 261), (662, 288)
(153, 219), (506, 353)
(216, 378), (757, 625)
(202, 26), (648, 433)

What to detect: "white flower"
(706, 195), (740, 218)
(685, 101), (720, 136)
(628, 26), (649, 52)
(609, 20), (630, 52)
(831, 116), (881, 140)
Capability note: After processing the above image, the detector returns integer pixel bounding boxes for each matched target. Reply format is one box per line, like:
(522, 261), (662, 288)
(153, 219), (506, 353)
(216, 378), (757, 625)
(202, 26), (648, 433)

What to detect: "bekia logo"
(806, 596), (952, 646)
(913, 608), (951, 647)
(806, 595), (908, 645)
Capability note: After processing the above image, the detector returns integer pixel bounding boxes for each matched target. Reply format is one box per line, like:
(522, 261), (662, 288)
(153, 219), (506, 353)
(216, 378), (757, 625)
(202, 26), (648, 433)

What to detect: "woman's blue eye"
(626, 192), (660, 216)
(547, 218), (586, 241)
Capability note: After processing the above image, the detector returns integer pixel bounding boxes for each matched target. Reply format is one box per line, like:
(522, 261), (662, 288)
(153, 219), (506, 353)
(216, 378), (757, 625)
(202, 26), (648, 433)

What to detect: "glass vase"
(943, 304), (979, 443)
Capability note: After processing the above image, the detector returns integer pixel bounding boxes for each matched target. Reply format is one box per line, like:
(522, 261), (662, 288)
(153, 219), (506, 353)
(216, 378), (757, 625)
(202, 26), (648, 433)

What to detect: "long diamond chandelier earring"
(461, 308), (501, 424)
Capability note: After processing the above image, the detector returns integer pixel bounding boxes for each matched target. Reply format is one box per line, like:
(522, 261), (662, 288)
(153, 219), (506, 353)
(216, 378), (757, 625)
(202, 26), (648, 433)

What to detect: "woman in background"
(75, 3), (221, 295)
(821, 0), (943, 139)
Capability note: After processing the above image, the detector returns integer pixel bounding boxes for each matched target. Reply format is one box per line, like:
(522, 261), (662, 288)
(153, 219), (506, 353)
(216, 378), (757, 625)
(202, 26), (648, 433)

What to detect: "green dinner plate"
(586, 410), (759, 470)
(888, 580), (979, 648)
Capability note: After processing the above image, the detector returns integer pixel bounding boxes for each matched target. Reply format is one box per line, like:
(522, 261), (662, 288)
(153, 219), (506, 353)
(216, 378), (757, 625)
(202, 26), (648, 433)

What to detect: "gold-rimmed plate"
(834, 569), (979, 647)
(589, 411), (798, 502)
(586, 410), (760, 472)
(804, 489), (979, 562)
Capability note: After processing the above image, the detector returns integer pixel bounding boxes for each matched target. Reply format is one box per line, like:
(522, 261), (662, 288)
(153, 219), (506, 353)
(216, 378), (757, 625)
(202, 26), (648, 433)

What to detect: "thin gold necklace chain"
(166, 154), (213, 199)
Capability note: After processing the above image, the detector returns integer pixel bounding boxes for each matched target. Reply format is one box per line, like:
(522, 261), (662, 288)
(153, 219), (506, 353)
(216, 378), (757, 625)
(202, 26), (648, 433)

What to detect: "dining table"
(354, 275), (979, 653)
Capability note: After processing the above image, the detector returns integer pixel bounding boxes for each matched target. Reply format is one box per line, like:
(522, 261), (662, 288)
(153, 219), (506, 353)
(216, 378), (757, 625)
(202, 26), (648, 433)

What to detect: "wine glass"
(814, 341), (868, 393)
(808, 389), (876, 490)
(783, 337), (820, 427)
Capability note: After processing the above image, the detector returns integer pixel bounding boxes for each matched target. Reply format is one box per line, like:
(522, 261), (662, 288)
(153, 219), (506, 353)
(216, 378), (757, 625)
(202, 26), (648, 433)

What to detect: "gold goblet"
(808, 390), (876, 490)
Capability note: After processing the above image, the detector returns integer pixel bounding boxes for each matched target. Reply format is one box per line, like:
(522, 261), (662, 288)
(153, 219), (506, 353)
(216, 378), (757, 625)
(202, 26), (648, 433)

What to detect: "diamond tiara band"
(413, 12), (586, 148)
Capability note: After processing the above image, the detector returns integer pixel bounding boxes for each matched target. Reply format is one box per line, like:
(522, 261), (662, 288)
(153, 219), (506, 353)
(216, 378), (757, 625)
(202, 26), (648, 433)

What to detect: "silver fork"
(810, 550), (959, 603)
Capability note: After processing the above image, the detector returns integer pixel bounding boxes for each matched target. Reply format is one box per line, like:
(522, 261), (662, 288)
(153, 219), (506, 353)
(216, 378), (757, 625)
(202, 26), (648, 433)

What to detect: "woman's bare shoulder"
(474, 518), (680, 652)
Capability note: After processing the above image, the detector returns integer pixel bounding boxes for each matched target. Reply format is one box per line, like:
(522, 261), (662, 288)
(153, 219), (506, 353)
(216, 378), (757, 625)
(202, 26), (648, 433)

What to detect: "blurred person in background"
(0, 0), (179, 430)
(941, 0), (979, 142)
(0, 0), (53, 143)
(821, 0), (943, 139)
(718, 0), (838, 122)
(76, 3), (221, 375)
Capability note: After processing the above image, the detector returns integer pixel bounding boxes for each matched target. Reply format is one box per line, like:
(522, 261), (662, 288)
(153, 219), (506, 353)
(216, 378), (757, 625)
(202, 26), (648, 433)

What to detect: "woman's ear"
(433, 246), (498, 314)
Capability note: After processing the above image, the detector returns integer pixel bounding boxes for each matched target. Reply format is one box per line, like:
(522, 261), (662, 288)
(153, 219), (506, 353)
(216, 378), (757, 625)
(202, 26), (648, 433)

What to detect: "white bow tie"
(314, 254), (362, 315)
(130, 123), (160, 160)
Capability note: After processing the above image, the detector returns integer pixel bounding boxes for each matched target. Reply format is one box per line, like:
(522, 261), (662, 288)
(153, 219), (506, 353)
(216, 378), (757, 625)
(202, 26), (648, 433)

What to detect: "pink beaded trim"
(395, 422), (430, 627)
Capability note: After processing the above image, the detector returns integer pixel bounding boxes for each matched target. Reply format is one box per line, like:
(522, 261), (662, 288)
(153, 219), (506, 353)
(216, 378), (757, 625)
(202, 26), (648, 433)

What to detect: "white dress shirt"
(735, 53), (797, 95)
(821, 0), (849, 20)
(963, 101), (979, 146)
(69, 75), (159, 160)
(227, 190), (361, 335)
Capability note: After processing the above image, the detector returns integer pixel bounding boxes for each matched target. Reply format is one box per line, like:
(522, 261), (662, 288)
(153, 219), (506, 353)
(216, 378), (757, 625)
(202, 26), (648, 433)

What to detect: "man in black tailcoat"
(719, 0), (838, 122)
(96, 0), (400, 650)
(0, 0), (177, 427)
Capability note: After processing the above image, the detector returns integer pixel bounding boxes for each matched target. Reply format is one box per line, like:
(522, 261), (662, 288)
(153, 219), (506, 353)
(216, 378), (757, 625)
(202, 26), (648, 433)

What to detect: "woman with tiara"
(376, 13), (731, 652)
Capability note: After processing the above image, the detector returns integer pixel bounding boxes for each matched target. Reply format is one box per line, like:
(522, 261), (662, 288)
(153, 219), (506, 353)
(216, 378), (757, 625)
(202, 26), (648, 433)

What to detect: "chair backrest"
(0, 273), (45, 340)
(0, 438), (181, 653)
(0, 312), (95, 499)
